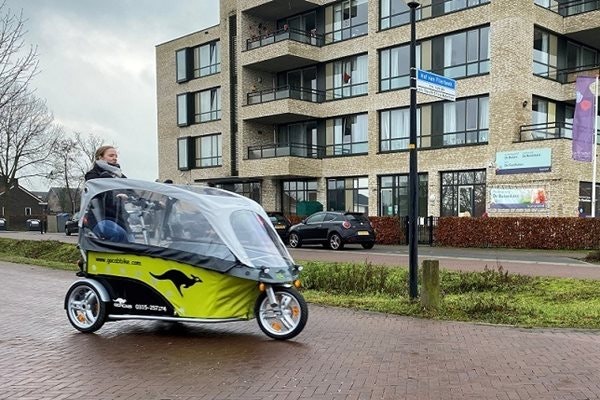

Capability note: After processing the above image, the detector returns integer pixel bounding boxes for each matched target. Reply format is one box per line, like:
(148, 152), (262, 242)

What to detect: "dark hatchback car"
(287, 211), (375, 250)
(65, 212), (80, 236)
(266, 211), (292, 244)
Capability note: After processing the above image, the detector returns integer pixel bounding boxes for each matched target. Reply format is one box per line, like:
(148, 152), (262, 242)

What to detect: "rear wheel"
(65, 282), (107, 333)
(255, 287), (308, 340)
(361, 242), (375, 249)
(288, 232), (301, 248)
(328, 233), (344, 250)
(65, 228), (71, 236)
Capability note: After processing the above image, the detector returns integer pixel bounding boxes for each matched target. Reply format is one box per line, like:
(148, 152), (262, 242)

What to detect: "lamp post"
(408, 1), (420, 300)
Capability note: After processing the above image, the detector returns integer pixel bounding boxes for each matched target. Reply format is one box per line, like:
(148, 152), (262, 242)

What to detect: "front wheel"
(361, 242), (375, 249)
(65, 281), (107, 333)
(65, 228), (71, 236)
(255, 287), (308, 340)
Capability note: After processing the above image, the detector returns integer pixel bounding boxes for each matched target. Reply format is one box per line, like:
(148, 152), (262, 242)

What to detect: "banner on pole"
(572, 76), (597, 162)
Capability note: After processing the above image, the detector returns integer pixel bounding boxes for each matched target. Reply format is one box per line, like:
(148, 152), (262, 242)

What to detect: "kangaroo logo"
(150, 270), (202, 296)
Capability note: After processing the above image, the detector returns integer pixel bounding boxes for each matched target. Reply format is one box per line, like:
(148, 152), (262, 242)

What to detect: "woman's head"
(95, 146), (118, 164)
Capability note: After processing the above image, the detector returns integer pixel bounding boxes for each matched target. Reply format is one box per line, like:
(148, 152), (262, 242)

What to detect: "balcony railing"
(380, 0), (490, 31)
(247, 85), (324, 105)
(535, 0), (600, 16)
(324, 141), (368, 156)
(380, 130), (489, 152)
(519, 122), (573, 141)
(246, 83), (368, 105)
(247, 142), (325, 159)
(535, 64), (600, 84)
(246, 27), (324, 50)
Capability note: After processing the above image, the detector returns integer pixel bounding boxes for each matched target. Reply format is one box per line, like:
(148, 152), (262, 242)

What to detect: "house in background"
(45, 187), (81, 214)
(0, 177), (45, 229)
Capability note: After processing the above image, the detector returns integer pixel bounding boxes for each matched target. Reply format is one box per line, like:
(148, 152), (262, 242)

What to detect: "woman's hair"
(94, 145), (116, 160)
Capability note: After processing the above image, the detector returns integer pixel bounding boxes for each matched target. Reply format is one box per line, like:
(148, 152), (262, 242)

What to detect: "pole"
(592, 75), (599, 217)
(408, 1), (420, 300)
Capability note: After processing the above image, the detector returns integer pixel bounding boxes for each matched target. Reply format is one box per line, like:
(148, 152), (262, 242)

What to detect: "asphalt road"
(2, 230), (597, 279)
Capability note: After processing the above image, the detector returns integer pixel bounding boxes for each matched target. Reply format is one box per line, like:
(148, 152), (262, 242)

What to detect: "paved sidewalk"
(2, 261), (600, 400)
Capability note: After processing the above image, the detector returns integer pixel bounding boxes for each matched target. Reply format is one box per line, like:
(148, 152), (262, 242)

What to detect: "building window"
(177, 137), (192, 171)
(441, 26), (489, 78)
(282, 180), (318, 215)
(533, 28), (558, 80)
(325, 54), (368, 100)
(380, 26), (489, 92)
(176, 41), (221, 82)
(195, 87), (221, 123)
(194, 41), (221, 78)
(530, 96), (574, 139)
(579, 182), (600, 217)
(380, 107), (421, 151)
(324, 0), (368, 44)
(194, 134), (222, 167)
(440, 169), (486, 217)
(325, 113), (368, 156)
(25, 207), (32, 216)
(217, 182), (261, 203)
(441, 96), (489, 146)
(379, 174), (428, 217)
(380, 44), (419, 91)
(177, 93), (190, 126)
(176, 49), (188, 82)
(327, 176), (368, 213)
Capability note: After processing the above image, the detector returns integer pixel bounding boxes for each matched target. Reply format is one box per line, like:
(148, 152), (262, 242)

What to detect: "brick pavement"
(2, 261), (600, 399)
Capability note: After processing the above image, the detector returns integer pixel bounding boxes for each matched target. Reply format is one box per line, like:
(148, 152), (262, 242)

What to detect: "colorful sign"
(489, 188), (548, 209)
(495, 148), (551, 175)
(572, 76), (596, 162)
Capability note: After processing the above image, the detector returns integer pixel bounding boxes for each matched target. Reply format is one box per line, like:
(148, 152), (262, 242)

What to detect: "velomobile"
(64, 178), (308, 340)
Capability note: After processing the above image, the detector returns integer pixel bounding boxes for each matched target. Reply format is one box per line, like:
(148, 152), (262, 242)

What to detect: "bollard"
(421, 259), (440, 310)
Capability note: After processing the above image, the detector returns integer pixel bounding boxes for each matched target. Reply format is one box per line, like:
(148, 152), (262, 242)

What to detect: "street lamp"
(408, 1), (420, 300)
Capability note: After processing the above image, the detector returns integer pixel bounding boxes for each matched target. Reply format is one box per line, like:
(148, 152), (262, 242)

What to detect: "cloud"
(5, 0), (219, 189)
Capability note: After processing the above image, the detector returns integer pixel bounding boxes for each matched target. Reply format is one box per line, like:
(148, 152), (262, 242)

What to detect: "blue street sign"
(415, 69), (457, 101)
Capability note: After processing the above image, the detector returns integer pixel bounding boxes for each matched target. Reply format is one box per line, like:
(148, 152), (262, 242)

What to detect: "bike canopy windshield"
(78, 179), (295, 272)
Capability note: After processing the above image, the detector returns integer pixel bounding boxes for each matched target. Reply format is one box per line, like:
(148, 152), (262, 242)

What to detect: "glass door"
(458, 185), (473, 217)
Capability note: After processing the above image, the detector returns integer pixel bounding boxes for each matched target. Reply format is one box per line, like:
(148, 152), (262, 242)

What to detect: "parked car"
(65, 212), (80, 236)
(26, 218), (40, 231)
(266, 211), (292, 244)
(287, 211), (375, 250)
(0, 218), (6, 230)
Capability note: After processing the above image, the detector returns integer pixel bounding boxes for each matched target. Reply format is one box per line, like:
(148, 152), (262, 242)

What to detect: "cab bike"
(64, 179), (308, 340)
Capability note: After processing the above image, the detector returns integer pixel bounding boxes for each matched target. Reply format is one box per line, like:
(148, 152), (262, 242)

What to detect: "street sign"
(415, 69), (456, 101)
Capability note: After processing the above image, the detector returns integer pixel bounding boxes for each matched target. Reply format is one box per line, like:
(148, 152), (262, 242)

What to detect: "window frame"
(194, 133), (223, 168)
(326, 176), (369, 213)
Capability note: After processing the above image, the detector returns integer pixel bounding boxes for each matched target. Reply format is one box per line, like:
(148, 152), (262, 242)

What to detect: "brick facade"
(156, 0), (600, 217)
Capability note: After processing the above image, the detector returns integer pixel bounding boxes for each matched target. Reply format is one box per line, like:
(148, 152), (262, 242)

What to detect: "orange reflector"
(271, 322), (282, 331)
(258, 283), (266, 292)
(292, 306), (300, 317)
(77, 312), (86, 323)
(293, 280), (302, 288)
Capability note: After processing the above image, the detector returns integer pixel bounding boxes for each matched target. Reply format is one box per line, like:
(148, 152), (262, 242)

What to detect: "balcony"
(242, 0), (321, 19)
(241, 32), (322, 72)
(242, 143), (323, 178)
(246, 27), (323, 50)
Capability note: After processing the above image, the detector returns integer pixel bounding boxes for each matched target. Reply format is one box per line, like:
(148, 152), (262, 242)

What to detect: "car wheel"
(328, 233), (344, 250)
(288, 232), (301, 248)
(361, 242), (375, 249)
(65, 228), (71, 236)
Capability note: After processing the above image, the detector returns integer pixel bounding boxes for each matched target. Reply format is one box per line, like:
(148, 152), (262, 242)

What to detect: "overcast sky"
(5, 0), (219, 190)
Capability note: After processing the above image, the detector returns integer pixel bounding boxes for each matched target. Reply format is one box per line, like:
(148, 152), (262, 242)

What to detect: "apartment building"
(156, 0), (600, 218)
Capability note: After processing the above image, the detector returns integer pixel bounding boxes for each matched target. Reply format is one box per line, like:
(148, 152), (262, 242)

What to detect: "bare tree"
(0, 2), (38, 113)
(47, 132), (105, 213)
(0, 90), (62, 188)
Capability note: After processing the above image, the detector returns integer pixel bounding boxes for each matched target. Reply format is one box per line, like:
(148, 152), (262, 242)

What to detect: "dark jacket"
(84, 163), (127, 181)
